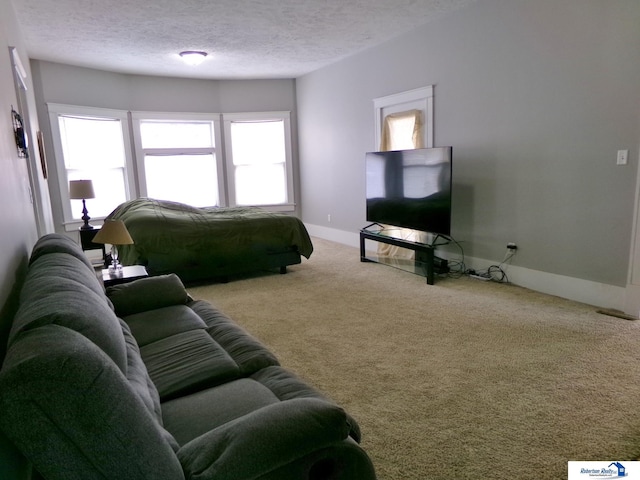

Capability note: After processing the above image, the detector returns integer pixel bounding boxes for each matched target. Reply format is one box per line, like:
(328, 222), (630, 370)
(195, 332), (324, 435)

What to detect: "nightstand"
(79, 227), (106, 265)
(102, 265), (149, 287)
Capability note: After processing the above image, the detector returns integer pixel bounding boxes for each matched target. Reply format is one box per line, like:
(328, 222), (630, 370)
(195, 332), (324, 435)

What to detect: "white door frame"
(9, 46), (53, 236)
(624, 137), (640, 317)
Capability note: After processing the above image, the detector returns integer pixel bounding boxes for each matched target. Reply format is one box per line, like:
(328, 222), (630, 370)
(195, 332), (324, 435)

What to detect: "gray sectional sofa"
(0, 234), (376, 480)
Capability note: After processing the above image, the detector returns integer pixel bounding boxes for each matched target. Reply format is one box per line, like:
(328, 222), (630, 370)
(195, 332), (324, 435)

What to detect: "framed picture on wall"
(37, 130), (47, 179)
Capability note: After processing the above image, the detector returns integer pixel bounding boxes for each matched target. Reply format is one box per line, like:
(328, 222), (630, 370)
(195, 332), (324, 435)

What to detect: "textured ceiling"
(11, 0), (475, 79)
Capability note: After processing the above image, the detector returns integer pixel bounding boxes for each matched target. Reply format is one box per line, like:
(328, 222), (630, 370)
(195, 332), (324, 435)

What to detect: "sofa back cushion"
(8, 252), (128, 374)
(28, 233), (95, 269)
(107, 274), (189, 317)
(0, 324), (184, 480)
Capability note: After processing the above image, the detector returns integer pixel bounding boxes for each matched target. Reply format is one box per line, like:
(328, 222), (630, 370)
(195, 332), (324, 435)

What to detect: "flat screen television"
(365, 147), (452, 236)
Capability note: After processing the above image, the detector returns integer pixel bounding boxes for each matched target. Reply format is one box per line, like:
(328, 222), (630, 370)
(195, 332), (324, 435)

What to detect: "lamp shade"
(69, 179), (95, 199)
(93, 219), (134, 245)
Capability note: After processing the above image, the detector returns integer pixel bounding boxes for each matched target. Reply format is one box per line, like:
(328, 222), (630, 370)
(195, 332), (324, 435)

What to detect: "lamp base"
(108, 263), (123, 277)
(108, 244), (123, 275)
(80, 199), (93, 230)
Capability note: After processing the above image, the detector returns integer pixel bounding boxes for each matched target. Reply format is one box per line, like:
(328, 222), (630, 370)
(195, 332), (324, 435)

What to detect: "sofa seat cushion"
(189, 299), (280, 374)
(252, 366), (363, 443)
(122, 301), (280, 400)
(161, 378), (280, 446)
(126, 301), (280, 375)
(124, 305), (207, 347)
(177, 398), (351, 480)
(161, 366), (361, 448)
(141, 329), (241, 400)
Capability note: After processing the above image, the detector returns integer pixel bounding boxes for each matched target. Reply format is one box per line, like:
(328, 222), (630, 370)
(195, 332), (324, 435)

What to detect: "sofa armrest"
(177, 398), (351, 480)
(0, 325), (184, 480)
(107, 274), (189, 316)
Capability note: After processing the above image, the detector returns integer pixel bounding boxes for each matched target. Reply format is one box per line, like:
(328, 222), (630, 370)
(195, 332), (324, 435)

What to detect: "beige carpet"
(187, 237), (640, 480)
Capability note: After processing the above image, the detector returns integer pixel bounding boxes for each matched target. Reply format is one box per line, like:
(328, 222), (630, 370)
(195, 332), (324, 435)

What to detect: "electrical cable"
(429, 234), (467, 279)
(445, 236), (467, 279)
(487, 264), (509, 283)
(475, 249), (516, 283)
(384, 231), (517, 284)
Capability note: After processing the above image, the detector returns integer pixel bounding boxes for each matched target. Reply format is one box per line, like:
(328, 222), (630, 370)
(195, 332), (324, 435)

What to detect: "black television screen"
(365, 147), (452, 236)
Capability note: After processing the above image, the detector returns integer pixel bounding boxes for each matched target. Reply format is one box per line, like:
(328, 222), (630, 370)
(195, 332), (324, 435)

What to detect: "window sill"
(63, 219), (105, 232)
(243, 203), (296, 213)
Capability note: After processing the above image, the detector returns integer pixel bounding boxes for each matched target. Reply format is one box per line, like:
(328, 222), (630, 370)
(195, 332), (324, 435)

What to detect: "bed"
(105, 198), (314, 283)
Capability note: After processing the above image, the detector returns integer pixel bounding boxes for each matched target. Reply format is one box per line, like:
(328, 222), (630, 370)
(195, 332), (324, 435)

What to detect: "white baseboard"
(463, 256), (625, 311)
(305, 223), (626, 311)
(624, 284), (640, 318)
(305, 224), (360, 249)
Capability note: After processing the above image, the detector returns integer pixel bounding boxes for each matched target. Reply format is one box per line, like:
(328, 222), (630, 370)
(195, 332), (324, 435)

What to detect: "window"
(131, 113), (223, 207)
(50, 106), (295, 227)
(48, 104), (134, 227)
(380, 110), (423, 151)
(374, 86), (433, 151)
(223, 112), (294, 210)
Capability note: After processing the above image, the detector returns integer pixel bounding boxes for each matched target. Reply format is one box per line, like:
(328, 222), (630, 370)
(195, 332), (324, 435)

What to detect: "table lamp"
(92, 219), (134, 274)
(69, 179), (96, 230)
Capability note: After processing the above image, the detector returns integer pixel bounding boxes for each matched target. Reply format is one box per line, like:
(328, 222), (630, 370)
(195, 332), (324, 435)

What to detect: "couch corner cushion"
(107, 274), (189, 316)
(0, 324), (184, 480)
(177, 398), (350, 480)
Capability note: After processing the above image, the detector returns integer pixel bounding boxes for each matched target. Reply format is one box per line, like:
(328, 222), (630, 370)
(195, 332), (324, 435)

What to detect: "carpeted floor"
(187, 237), (640, 480)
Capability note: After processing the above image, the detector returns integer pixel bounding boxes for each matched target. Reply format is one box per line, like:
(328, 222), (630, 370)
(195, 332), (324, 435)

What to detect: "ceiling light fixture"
(179, 50), (208, 66)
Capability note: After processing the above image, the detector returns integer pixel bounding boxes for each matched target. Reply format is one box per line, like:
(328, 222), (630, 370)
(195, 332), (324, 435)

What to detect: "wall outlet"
(327, 214), (331, 223)
(617, 149), (629, 166)
(507, 242), (517, 250)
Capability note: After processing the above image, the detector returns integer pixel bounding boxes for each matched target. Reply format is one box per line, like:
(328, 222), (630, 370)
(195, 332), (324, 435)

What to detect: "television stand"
(360, 228), (436, 285)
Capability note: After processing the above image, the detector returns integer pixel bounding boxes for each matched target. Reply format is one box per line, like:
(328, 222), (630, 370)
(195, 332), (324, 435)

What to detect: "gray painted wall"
(0, 1), (42, 477)
(0, 1), (40, 356)
(30, 61), (300, 230)
(297, 0), (640, 287)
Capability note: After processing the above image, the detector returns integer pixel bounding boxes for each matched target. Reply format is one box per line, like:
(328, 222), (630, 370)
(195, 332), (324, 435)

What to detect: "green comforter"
(106, 198), (313, 278)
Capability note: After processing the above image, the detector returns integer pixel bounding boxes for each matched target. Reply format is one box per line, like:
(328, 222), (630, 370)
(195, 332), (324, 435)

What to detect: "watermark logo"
(569, 462), (640, 479)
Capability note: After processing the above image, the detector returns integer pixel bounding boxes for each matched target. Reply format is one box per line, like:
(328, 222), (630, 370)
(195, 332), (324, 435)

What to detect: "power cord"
(427, 235), (517, 284)
(444, 237), (467, 279)
(466, 249), (516, 283)
(429, 234), (467, 279)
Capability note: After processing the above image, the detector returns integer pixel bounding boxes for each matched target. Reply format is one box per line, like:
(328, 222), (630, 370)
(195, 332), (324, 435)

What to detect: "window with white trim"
(374, 86), (433, 151)
(48, 104), (135, 227)
(223, 112), (294, 209)
(131, 113), (223, 207)
(49, 107), (296, 227)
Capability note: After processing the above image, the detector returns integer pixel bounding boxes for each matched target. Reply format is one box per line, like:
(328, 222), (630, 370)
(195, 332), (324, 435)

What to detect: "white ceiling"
(11, 0), (475, 80)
